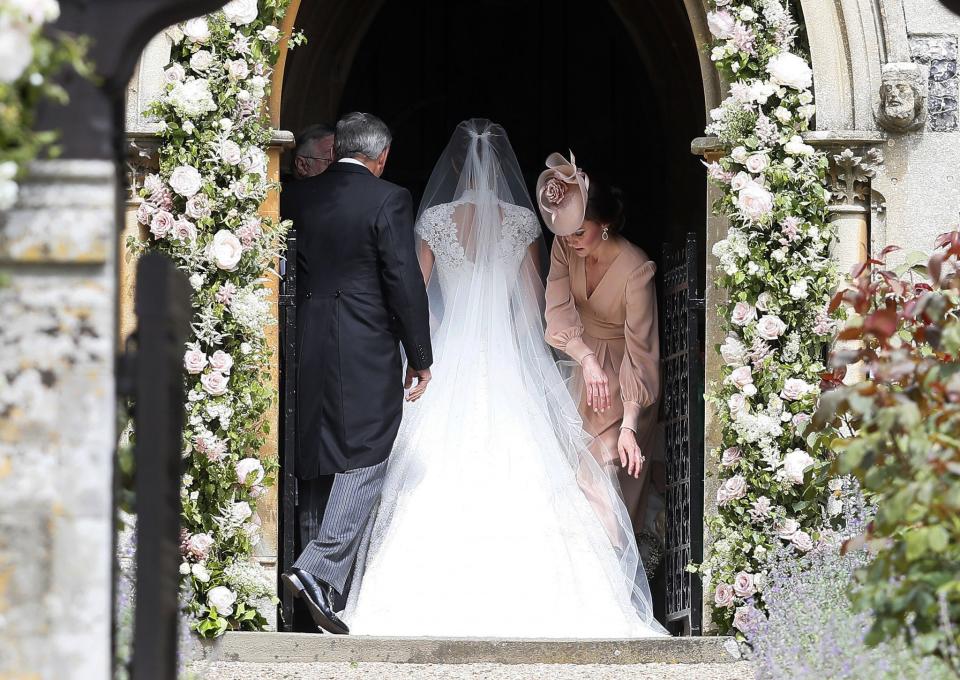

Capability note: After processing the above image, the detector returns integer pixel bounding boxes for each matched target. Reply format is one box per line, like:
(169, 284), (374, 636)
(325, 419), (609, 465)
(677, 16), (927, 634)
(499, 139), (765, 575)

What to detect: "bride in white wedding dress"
(343, 119), (667, 638)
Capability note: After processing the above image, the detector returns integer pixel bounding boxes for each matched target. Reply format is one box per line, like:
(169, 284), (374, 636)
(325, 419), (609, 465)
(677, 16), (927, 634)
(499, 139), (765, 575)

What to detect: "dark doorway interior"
(279, 0), (707, 633)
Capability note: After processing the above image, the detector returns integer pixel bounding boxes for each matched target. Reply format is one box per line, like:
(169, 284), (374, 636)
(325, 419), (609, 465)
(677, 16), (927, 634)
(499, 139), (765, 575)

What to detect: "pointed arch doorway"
(272, 0), (713, 635)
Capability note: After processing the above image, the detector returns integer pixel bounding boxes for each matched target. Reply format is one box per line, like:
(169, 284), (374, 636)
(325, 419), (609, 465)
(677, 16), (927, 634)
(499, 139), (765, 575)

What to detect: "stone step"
(196, 632), (741, 666)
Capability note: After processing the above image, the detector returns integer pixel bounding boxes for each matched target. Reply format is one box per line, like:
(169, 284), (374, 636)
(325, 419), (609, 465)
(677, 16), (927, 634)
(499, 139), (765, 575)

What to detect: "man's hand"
(404, 366), (432, 402)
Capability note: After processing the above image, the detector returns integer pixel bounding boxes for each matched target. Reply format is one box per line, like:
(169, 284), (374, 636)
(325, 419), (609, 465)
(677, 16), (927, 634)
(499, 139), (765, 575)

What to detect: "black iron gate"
(660, 233), (705, 636)
(278, 230), (298, 631)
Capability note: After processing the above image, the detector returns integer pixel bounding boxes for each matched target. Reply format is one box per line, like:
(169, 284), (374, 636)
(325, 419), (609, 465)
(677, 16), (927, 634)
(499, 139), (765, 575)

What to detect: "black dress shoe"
(281, 568), (350, 635)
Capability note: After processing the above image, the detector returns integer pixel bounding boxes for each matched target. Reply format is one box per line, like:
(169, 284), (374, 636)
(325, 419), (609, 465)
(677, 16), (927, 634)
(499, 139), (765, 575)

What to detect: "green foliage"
(817, 234), (960, 672)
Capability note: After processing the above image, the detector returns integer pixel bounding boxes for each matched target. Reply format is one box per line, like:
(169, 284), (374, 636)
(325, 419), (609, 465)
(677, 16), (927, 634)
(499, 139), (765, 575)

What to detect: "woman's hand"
(581, 353), (611, 413)
(617, 428), (644, 479)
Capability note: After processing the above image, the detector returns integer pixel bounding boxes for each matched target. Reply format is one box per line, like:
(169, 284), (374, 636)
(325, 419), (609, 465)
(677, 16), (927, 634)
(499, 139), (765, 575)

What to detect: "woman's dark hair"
(584, 179), (626, 233)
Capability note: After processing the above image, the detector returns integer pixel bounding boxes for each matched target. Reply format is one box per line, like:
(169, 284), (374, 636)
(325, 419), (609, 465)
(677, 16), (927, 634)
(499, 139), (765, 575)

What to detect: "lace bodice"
(416, 198), (542, 272)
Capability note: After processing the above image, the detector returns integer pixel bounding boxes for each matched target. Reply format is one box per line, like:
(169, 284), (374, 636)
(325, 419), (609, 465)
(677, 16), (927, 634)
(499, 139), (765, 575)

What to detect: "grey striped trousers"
(293, 458), (388, 596)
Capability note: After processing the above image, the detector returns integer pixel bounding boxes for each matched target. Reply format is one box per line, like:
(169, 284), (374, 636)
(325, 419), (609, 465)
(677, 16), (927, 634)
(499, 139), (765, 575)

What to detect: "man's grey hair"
(335, 112), (392, 161)
(295, 123), (335, 158)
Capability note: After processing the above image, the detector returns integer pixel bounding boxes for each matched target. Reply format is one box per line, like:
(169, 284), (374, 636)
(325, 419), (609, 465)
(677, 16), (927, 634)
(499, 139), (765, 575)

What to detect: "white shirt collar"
(338, 157), (367, 167)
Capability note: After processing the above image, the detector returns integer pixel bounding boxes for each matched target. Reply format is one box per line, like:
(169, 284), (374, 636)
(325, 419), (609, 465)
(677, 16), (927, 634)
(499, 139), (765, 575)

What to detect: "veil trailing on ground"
(411, 119), (663, 630)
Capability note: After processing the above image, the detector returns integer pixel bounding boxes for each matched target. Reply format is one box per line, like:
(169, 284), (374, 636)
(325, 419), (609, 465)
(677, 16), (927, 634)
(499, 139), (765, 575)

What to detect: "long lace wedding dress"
(343, 119), (667, 638)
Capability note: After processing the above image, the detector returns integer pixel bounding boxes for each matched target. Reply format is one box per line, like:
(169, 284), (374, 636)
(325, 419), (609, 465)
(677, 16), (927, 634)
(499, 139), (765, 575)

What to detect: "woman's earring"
(602, 226), (610, 241)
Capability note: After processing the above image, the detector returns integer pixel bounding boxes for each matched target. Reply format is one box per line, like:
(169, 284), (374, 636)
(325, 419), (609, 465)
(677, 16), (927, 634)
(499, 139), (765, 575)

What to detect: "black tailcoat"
(282, 162), (433, 478)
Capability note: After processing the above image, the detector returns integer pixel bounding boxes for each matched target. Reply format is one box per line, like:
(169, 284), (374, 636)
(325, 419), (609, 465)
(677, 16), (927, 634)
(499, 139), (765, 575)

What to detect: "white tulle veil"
(413, 119), (663, 630)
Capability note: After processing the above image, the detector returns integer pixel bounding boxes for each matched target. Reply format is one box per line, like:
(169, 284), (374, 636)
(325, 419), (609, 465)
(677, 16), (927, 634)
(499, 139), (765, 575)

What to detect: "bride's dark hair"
(585, 179), (626, 233)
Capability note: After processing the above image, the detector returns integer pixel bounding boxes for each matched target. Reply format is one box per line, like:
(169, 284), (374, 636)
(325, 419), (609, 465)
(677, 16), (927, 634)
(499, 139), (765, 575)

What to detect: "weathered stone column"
(0, 160), (116, 678)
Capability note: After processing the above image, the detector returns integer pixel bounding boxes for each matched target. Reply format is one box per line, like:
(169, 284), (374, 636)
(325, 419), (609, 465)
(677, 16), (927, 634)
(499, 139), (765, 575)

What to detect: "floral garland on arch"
(128, 0), (299, 637)
(698, 0), (841, 636)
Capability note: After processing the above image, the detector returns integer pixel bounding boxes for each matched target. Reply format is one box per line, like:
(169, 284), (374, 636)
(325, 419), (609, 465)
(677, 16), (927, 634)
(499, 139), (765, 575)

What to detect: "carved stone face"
(881, 81), (917, 124)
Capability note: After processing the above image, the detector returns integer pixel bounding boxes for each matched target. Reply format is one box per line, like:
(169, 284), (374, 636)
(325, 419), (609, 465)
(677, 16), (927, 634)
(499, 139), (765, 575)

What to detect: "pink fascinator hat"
(535, 150), (590, 236)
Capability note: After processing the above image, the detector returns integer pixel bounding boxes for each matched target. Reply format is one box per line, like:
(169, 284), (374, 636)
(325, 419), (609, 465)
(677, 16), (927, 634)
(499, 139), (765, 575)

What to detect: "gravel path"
(189, 661), (755, 680)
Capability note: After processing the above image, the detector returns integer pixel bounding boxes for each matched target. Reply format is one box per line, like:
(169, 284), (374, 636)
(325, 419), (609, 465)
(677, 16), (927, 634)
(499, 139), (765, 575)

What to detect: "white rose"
(235, 458), (265, 486)
(207, 586), (237, 616)
(780, 449), (814, 485)
(798, 91), (814, 105)
(714, 583), (735, 608)
(179, 562), (191, 575)
(739, 6), (757, 21)
(189, 273), (205, 290)
(777, 518), (800, 539)
(230, 501), (253, 523)
(733, 572), (756, 598)
(259, 25), (281, 42)
(164, 62), (186, 84)
(728, 365), (754, 390)
(707, 10), (736, 39)
(745, 154), (769, 174)
(728, 392), (748, 416)
(717, 475), (747, 504)
(223, 0), (259, 25)
(201, 371), (229, 396)
(167, 78), (216, 117)
(211, 230), (243, 271)
(721, 447), (742, 467)
(749, 80), (776, 104)
(0, 22), (33, 83)
(798, 104), (817, 121)
(789, 277), (809, 300)
(183, 17), (211, 43)
(720, 336), (747, 366)
(791, 530), (814, 552)
(190, 50), (214, 72)
(226, 59), (249, 81)
(767, 52), (813, 90)
(781, 378), (811, 401)
(247, 75), (267, 99)
(240, 342), (253, 355)
(731, 302), (757, 327)
(730, 171), (751, 191)
(756, 314), (787, 340)
(169, 166), (203, 197)
(774, 106), (792, 124)
(731, 146), (749, 164)
(737, 181), (775, 222)
(184, 348), (208, 375)
(191, 563), (211, 583)
(209, 350), (234, 374)
(220, 140), (243, 166)
(785, 135), (815, 156)
(186, 532), (214, 558)
(750, 496), (772, 518)
(756, 292), (774, 312)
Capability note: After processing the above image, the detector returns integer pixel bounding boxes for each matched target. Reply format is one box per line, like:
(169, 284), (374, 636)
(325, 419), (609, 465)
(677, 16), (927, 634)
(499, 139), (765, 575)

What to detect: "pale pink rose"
(720, 335), (747, 366)
(728, 365), (754, 391)
(210, 230), (243, 271)
(792, 412), (811, 428)
(781, 216), (802, 242)
(721, 447), (742, 467)
(149, 210), (174, 239)
(734, 572), (756, 598)
(169, 165), (202, 197)
(714, 583), (735, 608)
(543, 177), (567, 206)
(184, 348), (208, 374)
(164, 62), (186, 84)
(730, 171), (751, 191)
(189, 50), (214, 72)
(737, 181), (774, 222)
(235, 457), (265, 486)
(757, 314), (787, 340)
(186, 193), (211, 219)
(136, 201), (156, 225)
(219, 139), (243, 166)
(731, 302), (757, 327)
(791, 530), (814, 552)
(185, 532), (214, 560)
(236, 220), (262, 249)
(776, 518), (800, 540)
(209, 350), (234, 374)
(727, 393), (748, 416)
(733, 605), (764, 634)
(226, 59), (249, 81)
(717, 475), (747, 505)
(749, 496), (772, 519)
(216, 282), (237, 305)
(755, 292), (773, 312)
(745, 154), (769, 174)
(707, 10), (736, 39)
(171, 218), (197, 244)
(201, 371), (229, 396)
(780, 449), (814, 485)
(781, 378), (811, 401)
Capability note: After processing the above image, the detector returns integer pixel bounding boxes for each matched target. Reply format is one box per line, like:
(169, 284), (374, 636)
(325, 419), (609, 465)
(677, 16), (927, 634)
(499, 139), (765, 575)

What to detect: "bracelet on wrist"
(620, 425), (637, 434)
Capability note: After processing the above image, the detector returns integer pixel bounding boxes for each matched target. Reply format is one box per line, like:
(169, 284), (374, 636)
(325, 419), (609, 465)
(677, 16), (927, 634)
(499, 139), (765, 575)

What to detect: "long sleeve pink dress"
(545, 236), (660, 530)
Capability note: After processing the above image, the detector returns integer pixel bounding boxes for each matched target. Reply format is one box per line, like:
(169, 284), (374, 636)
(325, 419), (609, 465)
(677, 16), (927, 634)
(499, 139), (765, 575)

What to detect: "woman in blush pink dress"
(538, 152), (661, 535)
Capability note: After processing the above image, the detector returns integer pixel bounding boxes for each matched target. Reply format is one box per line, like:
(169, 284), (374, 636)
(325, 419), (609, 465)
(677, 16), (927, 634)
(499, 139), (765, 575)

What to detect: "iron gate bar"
(278, 230), (298, 631)
(660, 233), (705, 636)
